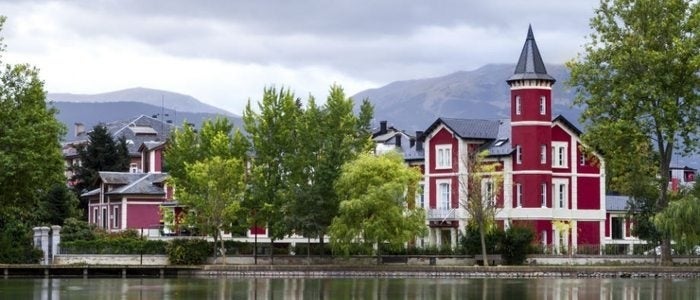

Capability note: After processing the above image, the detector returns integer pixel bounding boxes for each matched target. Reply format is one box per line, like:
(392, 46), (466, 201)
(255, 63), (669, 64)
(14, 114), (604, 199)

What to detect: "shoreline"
(4, 264), (700, 279)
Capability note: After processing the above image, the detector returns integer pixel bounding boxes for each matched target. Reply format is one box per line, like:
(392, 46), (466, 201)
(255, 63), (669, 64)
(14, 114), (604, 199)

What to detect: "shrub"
(293, 243), (332, 256)
(60, 239), (167, 254)
(500, 226), (534, 265)
(0, 217), (43, 263)
(166, 239), (210, 265)
(222, 240), (253, 255)
(460, 226), (504, 255)
(61, 218), (97, 242)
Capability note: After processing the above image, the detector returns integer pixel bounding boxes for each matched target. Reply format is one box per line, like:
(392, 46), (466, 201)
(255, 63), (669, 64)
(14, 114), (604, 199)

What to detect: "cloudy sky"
(0, 0), (599, 114)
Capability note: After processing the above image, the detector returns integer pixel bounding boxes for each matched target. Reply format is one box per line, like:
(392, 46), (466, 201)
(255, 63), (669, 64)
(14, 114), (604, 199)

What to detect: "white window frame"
(93, 207), (98, 225)
(540, 144), (547, 164)
(435, 144), (452, 170)
(437, 181), (451, 210)
(515, 96), (522, 115)
(516, 145), (522, 164)
(580, 153), (586, 166)
(540, 182), (547, 207)
(539, 95), (546, 115)
(417, 184), (425, 208)
(553, 178), (568, 209)
(113, 206), (120, 229)
(481, 178), (496, 207)
(551, 142), (568, 168)
(516, 183), (522, 207)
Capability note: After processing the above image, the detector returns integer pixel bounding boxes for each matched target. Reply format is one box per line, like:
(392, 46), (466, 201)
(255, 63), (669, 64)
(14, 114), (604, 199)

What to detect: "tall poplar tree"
(312, 86), (373, 251)
(243, 87), (301, 260)
(567, 0), (700, 264)
(166, 117), (249, 260)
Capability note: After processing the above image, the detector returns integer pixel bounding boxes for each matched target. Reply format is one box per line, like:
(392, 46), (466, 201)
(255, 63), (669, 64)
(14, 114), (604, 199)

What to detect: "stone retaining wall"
(193, 265), (700, 278)
(54, 254), (168, 265)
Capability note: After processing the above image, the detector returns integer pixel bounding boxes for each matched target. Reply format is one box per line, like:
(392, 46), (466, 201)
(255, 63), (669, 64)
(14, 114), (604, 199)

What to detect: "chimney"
(415, 131), (424, 152)
(380, 120), (387, 134)
(74, 122), (85, 137)
(395, 133), (402, 148)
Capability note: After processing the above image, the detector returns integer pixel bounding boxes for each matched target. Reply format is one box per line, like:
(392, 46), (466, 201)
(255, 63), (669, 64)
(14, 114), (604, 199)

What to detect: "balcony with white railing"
(427, 208), (461, 221)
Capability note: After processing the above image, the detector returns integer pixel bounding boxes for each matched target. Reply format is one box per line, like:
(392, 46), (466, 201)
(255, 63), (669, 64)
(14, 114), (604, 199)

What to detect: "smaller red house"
(81, 141), (178, 235)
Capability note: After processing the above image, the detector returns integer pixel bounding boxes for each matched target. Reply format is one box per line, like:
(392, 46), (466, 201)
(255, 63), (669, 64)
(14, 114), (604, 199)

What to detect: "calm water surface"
(1, 277), (699, 299)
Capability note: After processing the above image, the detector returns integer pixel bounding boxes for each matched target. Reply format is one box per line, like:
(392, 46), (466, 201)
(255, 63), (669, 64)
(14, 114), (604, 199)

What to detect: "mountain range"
(352, 63), (581, 132)
(48, 67), (696, 167)
(352, 63), (696, 167)
(48, 88), (241, 138)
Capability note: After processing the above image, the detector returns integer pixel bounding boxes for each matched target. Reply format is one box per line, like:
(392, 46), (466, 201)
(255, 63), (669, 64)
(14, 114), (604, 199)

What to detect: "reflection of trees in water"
(21, 277), (700, 299)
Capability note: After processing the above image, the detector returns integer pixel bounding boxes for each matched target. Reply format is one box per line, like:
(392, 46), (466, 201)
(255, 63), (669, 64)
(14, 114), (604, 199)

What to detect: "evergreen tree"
(71, 124), (130, 213)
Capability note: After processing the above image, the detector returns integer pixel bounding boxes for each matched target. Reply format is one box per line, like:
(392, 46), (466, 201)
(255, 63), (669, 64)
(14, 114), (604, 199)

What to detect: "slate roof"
(507, 25), (555, 84)
(107, 173), (168, 195)
(99, 172), (145, 185)
(606, 195), (631, 211)
(553, 115), (582, 136)
(81, 171), (168, 197)
(483, 119), (513, 156)
(140, 141), (167, 151)
(65, 115), (176, 157)
(425, 118), (502, 140)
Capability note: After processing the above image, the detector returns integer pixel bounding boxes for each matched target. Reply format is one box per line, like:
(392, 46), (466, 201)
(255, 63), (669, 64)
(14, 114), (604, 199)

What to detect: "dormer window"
(494, 139), (508, 147)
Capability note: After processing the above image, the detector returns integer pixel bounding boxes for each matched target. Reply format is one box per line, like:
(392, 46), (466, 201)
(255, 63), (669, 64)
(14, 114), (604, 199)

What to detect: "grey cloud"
(2, 0), (599, 83)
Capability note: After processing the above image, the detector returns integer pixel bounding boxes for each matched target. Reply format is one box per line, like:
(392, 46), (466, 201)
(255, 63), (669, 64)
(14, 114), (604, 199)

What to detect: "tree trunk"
(270, 238), (275, 265)
(307, 236), (311, 265)
(220, 231), (226, 265)
(319, 233), (325, 256)
(658, 143), (673, 265)
(376, 242), (381, 265)
(480, 224), (489, 266)
(212, 232), (219, 264)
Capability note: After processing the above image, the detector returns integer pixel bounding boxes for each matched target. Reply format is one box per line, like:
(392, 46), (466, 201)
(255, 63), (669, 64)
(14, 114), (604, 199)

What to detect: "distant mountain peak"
(48, 87), (234, 116)
(352, 63), (577, 131)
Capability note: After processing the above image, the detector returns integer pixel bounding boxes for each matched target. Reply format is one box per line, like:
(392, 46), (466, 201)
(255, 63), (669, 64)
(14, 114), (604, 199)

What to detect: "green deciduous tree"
(0, 16), (65, 262)
(459, 150), (503, 266)
(654, 184), (700, 253)
(329, 152), (426, 263)
(305, 86), (373, 251)
(174, 156), (246, 263)
(243, 85), (374, 260)
(567, 0), (700, 264)
(166, 117), (249, 262)
(243, 87), (302, 262)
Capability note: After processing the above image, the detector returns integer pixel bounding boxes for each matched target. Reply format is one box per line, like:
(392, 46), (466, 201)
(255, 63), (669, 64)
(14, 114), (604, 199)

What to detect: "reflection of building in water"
(534, 278), (680, 300)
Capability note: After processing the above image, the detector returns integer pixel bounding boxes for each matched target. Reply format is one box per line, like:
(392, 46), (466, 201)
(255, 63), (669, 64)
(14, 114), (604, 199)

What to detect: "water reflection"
(3, 276), (700, 299)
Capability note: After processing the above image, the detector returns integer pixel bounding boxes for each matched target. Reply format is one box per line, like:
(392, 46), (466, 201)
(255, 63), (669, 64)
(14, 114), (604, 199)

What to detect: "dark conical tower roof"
(507, 25), (555, 84)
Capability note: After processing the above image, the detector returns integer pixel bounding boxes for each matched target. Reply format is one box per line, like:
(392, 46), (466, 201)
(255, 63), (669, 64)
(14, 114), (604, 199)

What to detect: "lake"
(1, 277), (699, 299)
